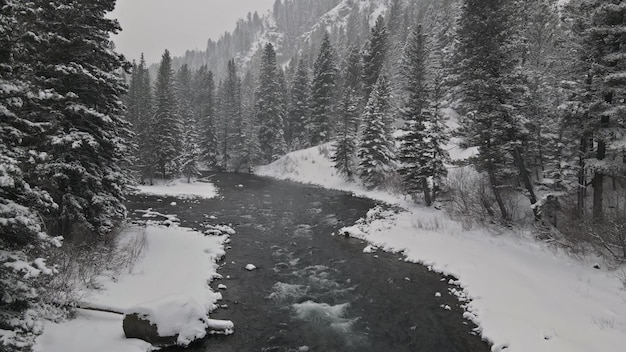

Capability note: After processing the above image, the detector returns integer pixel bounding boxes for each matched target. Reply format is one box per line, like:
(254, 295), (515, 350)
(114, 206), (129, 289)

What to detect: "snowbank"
(135, 178), (218, 199)
(34, 224), (229, 351)
(257, 145), (626, 352)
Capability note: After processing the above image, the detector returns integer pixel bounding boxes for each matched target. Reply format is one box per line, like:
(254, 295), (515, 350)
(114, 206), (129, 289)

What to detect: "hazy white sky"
(111, 0), (276, 64)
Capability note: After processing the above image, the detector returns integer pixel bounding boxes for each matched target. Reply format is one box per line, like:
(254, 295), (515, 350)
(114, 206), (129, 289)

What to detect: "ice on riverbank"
(257, 144), (626, 352)
(34, 224), (230, 352)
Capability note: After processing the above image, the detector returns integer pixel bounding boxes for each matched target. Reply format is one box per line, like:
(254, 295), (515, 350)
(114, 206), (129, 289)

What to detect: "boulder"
(123, 313), (178, 347)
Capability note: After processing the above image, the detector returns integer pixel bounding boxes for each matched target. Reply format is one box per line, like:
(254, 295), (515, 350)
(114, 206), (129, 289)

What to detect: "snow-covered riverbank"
(256, 144), (626, 352)
(33, 182), (230, 352)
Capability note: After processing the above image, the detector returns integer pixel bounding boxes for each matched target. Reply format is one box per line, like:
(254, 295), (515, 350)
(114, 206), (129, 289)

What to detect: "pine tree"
(152, 50), (182, 179)
(194, 66), (219, 169)
(397, 25), (449, 206)
(357, 75), (395, 189)
(309, 32), (337, 146)
(332, 88), (359, 179)
(579, 0), (626, 220)
(176, 64), (201, 181)
(218, 59), (244, 170)
(239, 69), (260, 171)
(0, 3), (60, 347)
(287, 57), (311, 149)
(362, 15), (388, 98)
(27, 0), (133, 237)
(125, 54), (154, 183)
(456, 0), (532, 221)
(256, 43), (287, 162)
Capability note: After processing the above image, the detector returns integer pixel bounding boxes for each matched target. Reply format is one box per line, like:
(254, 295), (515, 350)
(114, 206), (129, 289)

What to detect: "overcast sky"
(110, 0), (276, 65)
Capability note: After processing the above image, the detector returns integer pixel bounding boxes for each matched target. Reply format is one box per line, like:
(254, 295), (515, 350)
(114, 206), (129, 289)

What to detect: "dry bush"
(42, 223), (148, 307)
(446, 167), (496, 228)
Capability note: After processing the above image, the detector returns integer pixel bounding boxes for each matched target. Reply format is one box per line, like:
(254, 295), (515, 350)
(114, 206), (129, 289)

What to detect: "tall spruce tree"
(332, 88), (359, 179)
(152, 49), (182, 178)
(581, 0), (626, 220)
(218, 59), (244, 170)
(127, 54), (154, 183)
(362, 15), (388, 99)
(256, 43), (287, 162)
(29, 0), (133, 237)
(456, 0), (532, 221)
(309, 32), (337, 146)
(357, 75), (395, 189)
(194, 66), (219, 169)
(397, 25), (449, 206)
(0, 3), (60, 347)
(287, 57), (311, 149)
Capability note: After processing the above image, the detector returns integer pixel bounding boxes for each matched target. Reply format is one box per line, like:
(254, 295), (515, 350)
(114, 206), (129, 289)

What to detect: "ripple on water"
(267, 282), (309, 303)
(292, 301), (365, 347)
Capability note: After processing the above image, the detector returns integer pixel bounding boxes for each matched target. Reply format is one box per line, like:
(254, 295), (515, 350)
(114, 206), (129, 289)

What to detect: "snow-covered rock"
(245, 264), (257, 271)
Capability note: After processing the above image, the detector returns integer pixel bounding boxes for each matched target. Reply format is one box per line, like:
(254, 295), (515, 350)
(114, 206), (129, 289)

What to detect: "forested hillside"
(2, 0), (626, 350)
(127, 0), (626, 258)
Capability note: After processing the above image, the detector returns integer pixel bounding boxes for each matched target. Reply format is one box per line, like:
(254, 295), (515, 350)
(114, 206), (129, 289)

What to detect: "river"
(127, 173), (490, 352)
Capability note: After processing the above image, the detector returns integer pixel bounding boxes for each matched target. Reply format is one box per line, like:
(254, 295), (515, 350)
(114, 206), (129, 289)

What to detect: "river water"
(127, 173), (490, 352)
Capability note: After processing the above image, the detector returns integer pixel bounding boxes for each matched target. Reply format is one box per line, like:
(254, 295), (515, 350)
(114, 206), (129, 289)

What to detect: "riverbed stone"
(122, 313), (178, 347)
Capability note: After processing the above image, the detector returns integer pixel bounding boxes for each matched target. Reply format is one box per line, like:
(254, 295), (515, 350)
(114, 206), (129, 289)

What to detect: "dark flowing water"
(127, 173), (490, 352)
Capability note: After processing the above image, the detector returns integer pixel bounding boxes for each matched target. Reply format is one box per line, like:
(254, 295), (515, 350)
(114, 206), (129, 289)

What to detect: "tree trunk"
(593, 139), (606, 221)
(487, 161), (509, 221)
(577, 136), (587, 216)
(513, 146), (540, 221)
(422, 178), (432, 206)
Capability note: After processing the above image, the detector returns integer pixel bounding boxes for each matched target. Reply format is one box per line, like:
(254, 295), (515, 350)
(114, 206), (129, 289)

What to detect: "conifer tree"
(126, 54), (154, 183)
(29, 0), (133, 237)
(194, 66), (219, 169)
(152, 49), (182, 178)
(362, 15), (388, 98)
(309, 32), (337, 146)
(239, 70), (260, 171)
(287, 57), (311, 149)
(397, 25), (449, 205)
(0, 3), (60, 346)
(579, 0), (626, 220)
(218, 59), (244, 170)
(357, 75), (395, 189)
(332, 88), (359, 179)
(456, 0), (532, 221)
(256, 43), (287, 162)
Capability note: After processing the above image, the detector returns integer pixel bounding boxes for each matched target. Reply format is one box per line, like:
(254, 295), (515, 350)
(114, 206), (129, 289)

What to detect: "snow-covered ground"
(256, 144), (626, 352)
(134, 178), (219, 199)
(34, 204), (231, 351)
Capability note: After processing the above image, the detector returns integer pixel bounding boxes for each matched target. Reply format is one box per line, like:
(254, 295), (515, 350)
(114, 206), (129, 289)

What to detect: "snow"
(245, 264), (257, 271)
(135, 178), (218, 199)
(256, 143), (626, 352)
(34, 223), (230, 351)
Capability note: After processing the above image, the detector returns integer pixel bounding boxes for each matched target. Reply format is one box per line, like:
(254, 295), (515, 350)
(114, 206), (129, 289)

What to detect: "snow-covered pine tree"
(397, 25), (449, 206)
(218, 59), (244, 170)
(580, 0), (626, 220)
(344, 45), (363, 95)
(125, 54), (154, 183)
(238, 69), (260, 172)
(194, 66), (219, 170)
(362, 15), (388, 99)
(309, 32), (337, 146)
(332, 88), (359, 179)
(287, 57), (311, 150)
(0, 2), (61, 348)
(357, 75), (395, 189)
(28, 0), (133, 237)
(152, 49), (182, 179)
(176, 64), (201, 182)
(456, 0), (531, 221)
(256, 43), (287, 163)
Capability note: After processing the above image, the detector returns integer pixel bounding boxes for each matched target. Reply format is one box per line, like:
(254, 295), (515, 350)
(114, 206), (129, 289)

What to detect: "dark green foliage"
(152, 50), (182, 179)
(397, 25), (449, 205)
(309, 32), (337, 146)
(256, 43), (287, 163)
(357, 75), (395, 189)
(332, 88), (359, 179)
(287, 57), (311, 149)
(194, 66), (219, 169)
(362, 15), (388, 98)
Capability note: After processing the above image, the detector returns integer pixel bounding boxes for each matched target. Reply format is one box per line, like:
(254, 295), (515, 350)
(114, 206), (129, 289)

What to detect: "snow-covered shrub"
(446, 167), (496, 228)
